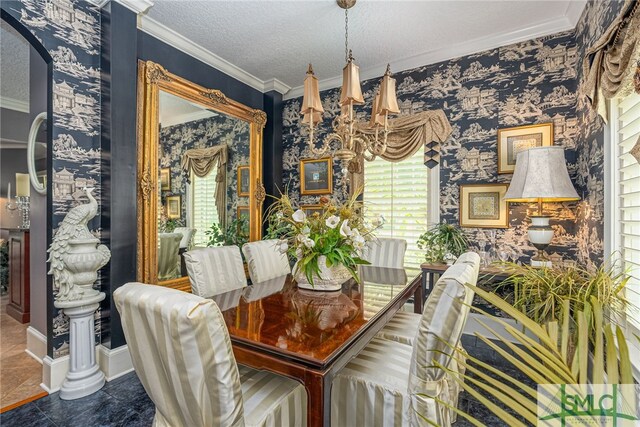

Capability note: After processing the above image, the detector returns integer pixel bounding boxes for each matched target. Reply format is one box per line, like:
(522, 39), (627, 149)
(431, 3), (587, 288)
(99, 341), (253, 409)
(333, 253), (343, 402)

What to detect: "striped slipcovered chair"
(242, 239), (291, 283)
(183, 246), (247, 297)
(363, 238), (407, 269)
(173, 227), (196, 249)
(331, 262), (477, 427)
(158, 233), (182, 281)
(114, 283), (307, 427)
(376, 252), (480, 346)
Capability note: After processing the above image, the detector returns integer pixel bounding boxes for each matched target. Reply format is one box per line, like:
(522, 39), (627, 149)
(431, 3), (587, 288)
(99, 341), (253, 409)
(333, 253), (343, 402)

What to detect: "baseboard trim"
(97, 345), (134, 381)
(26, 326), (47, 364)
(41, 355), (70, 393)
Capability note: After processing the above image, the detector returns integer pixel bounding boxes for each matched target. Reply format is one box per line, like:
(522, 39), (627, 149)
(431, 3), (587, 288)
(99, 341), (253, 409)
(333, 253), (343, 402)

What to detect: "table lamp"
(504, 146), (579, 267)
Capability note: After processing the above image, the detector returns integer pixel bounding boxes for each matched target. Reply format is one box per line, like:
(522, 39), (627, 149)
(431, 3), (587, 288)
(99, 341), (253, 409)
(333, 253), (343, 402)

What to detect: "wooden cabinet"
(6, 230), (30, 323)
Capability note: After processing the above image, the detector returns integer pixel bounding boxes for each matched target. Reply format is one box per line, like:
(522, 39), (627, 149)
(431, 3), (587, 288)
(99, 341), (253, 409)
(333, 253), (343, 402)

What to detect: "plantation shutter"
(191, 169), (219, 247)
(364, 149), (430, 277)
(616, 91), (640, 327)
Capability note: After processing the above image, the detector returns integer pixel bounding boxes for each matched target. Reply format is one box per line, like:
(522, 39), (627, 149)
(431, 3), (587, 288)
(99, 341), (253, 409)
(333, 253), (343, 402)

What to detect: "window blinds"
(364, 149), (430, 277)
(617, 91), (640, 327)
(191, 170), (219, 247)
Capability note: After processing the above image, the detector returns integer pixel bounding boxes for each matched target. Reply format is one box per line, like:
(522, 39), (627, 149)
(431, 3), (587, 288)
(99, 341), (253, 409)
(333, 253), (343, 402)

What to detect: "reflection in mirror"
(156, 91), (250, 281)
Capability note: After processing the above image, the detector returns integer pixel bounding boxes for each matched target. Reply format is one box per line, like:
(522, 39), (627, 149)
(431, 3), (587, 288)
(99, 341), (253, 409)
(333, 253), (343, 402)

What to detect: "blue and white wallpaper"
(159, 115), (250, 226)
(4, 0), (102, 358)
(282, 0), (624, 269)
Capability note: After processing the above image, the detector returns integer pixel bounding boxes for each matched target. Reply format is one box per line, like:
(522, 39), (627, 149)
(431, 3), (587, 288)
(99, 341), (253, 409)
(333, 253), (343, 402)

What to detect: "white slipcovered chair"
(241, 239), (291, 283)
(376, 251), (480, 346)
(114, 283), (307, 427)
(173, 227), (196, 249)
(331, 261), (477, 427)
(183, 245), (247, 297)
(158, 233), (182, 281)
(363, 238), (407, 269)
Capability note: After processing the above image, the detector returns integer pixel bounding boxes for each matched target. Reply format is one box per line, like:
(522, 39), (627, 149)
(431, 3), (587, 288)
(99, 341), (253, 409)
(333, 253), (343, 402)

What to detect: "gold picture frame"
(497, 122), (553, 174)
(237, 206), (250, 237)
(160, 167), (171, 191)
(301, 204), (325, 216)
(300, 157), (332, 195)
(459, 183), (509, 228)
(166, 195), (181, 219)
(237, 165), (250, 196)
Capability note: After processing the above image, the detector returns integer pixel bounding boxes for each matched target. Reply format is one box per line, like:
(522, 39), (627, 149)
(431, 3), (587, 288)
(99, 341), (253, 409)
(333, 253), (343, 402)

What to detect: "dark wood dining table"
(208, 266), (423, 427)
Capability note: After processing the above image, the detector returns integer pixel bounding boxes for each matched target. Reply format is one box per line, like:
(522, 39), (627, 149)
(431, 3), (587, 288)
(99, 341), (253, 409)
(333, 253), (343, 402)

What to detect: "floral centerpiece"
(266, 190), (383, 291)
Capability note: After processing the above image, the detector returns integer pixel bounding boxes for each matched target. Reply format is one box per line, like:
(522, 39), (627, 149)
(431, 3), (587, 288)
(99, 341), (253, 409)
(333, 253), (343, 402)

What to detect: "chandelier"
(301, 0), (400, 167)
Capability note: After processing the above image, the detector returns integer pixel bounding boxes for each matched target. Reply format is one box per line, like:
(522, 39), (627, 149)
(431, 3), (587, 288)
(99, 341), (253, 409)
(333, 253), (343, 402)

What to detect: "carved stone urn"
(61, 237), (109, 298)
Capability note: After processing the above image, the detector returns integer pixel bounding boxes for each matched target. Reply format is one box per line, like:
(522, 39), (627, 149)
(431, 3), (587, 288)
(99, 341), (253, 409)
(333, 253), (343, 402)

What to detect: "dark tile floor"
(0, 336), (529, 427)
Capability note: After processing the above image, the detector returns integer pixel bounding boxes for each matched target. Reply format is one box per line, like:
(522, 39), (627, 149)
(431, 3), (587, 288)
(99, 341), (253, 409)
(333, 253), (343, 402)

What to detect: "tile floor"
(0, 334), (529, 427)
(0, 295), (46, 410)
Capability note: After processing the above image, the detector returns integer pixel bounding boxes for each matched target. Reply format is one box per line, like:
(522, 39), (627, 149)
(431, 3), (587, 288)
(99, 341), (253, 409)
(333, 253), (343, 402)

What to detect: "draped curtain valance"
(349, 110), (452, 194)
(181, 145), (227, 226)
(583, 0), (640, 120)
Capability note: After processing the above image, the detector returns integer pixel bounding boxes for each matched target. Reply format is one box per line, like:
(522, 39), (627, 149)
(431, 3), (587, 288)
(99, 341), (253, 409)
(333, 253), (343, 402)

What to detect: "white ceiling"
(0, 19), (30, 110)
(142, 0), (586, 98)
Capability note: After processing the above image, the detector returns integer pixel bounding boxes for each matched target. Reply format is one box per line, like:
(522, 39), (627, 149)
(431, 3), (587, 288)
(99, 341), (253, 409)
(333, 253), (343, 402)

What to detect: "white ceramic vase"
(294, 255), (352, 291)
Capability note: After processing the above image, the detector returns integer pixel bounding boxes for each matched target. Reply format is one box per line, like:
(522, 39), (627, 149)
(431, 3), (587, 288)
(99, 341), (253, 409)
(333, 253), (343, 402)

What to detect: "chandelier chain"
(344, 8), (349, 63)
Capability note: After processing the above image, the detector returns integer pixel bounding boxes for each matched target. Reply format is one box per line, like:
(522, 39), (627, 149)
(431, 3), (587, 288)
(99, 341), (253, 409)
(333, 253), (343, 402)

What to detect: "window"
(363, 149), (437, 277)
(609, 91), (640, 329)
(190, 169), (219, 247)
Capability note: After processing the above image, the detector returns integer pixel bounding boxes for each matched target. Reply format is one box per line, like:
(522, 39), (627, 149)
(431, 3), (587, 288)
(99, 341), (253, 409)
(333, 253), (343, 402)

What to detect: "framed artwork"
(166, 195), (181, 219)
(237, 206), (250, 237)
(301, 204), (324, 216)
(300, 157), (332, 195)
(459, 183), (509, 228)
(497, 123), (553, 174)
(160, 168), (171, 191)
(237, 165), (250, 197)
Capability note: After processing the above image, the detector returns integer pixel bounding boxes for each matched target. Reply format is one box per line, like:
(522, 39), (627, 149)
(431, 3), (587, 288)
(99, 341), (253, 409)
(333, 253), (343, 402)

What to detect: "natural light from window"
(191, 170), (219, 247)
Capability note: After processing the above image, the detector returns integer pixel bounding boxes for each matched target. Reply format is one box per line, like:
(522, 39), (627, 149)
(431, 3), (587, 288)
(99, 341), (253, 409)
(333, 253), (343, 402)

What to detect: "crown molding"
(565, 0), (588, 27)
(283, 11), (584, 100)
(263, 78), (291, 95)
(86, 0), (110, 8)
(0, 96), (29, 113)
(139, 16), (269, 93)
(114, 0), (154, 14)
(160, 109), (216, 128)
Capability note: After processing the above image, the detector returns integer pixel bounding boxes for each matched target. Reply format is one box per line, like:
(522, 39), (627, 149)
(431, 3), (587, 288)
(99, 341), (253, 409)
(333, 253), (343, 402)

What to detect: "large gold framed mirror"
(137, 60), (266, 291)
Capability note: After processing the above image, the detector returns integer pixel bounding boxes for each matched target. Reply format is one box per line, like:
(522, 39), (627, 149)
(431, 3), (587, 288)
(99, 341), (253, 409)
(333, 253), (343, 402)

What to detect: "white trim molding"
(263, 78), (291, 95)
(0, 96), (29, 113)
(113, 0), (154, 14)
(26, 326), (47, 363)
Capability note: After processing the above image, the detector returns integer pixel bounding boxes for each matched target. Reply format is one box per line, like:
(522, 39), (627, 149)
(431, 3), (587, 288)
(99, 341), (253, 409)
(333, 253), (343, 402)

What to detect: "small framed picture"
(497, 123), (553, 174)
(459, 184), (509, 228)
(237, 206), (250, 237)
(301, 204), (324, 216)
(166, 195), (181, 219)
(237, 165), (250, 197)
(300, 157), (332, 195)
(160, 168), (171, 191)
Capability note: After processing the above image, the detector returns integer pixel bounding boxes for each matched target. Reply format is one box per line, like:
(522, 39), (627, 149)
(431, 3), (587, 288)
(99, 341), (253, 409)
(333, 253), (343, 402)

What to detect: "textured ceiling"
(0, 19), (30, 106)
(145, 0), (578, 90)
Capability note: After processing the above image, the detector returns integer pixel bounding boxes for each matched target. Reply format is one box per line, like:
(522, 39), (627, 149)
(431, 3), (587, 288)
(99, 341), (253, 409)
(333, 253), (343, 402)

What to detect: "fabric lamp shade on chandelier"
(301, 0), (400, 168)
(504, 146), (579, 266)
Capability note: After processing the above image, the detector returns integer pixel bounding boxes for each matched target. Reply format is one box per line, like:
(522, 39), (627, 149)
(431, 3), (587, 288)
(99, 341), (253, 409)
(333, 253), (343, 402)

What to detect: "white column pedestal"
(55, 293), (106, 400)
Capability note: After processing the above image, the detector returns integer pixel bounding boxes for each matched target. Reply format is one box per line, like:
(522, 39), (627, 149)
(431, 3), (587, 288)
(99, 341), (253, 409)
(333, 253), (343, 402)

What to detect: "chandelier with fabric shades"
(301, 0), (401, 167)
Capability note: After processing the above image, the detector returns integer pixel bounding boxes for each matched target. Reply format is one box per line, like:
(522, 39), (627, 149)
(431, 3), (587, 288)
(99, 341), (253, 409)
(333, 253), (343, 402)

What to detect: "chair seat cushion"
(376, 311), (421, 346)
(331, 337), (413, 426)
(239, 365), (307, 427)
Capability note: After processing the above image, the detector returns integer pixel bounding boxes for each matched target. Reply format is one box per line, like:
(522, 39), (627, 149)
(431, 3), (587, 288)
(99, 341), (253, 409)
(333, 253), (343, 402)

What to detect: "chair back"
(184, 246), (247, 297)
(363, 238), (407, 269)
(113, 283), (244, 427)
(174, 227), (196, 249)
(242, 239), (291, 283)
(158, 233), (182, 281)
(410, 254), (480, 386)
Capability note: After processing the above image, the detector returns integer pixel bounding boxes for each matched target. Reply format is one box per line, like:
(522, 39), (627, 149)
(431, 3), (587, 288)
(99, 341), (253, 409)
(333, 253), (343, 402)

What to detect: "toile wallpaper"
(5, 0), (102, 358)
(282, 0), (624, 269)
(159, 115), (250, 228)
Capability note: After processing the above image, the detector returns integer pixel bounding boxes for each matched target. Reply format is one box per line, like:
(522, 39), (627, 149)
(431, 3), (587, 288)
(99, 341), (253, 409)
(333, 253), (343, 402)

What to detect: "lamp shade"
(504, 146), (579, 203)
(369, 90), (384, 127)
(377, 65), (400, 115)
(301, 64), (324, 115)
(303, 111), (323, 127)
(340, 58), (364, 105)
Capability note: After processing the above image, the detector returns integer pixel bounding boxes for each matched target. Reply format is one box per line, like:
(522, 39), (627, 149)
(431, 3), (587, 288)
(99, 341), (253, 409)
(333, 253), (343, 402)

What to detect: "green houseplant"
(205, 218), (249, 249)
(417, 221), (468, 264)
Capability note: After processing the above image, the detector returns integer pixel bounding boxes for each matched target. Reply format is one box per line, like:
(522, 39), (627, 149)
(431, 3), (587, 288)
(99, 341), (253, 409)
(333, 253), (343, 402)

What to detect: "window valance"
(181, 146), (227, 226)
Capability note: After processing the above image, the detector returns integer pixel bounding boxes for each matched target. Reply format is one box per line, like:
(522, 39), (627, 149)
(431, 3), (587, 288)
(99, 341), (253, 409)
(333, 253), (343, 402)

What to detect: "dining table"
(208, 265), (423, 427)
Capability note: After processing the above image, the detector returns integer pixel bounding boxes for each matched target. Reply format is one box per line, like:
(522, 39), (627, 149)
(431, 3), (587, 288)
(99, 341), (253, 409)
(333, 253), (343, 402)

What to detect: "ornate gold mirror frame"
(136, 60), (266, 291)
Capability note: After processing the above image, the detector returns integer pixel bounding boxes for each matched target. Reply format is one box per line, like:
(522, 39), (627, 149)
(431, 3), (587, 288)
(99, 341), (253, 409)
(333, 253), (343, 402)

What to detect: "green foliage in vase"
(205, 218), (249, 249)
(417, 221), (468, 263)
(158, 219), (179, 233)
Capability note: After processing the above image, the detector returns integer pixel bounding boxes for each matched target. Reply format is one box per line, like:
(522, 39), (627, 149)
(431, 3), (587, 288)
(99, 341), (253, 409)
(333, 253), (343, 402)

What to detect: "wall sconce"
(15, 173), (30, 229)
